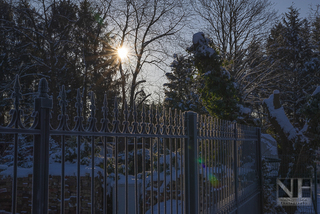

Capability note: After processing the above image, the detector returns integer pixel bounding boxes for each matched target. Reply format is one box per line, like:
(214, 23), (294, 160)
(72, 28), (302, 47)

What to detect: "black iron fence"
(0, 75), (262, 214)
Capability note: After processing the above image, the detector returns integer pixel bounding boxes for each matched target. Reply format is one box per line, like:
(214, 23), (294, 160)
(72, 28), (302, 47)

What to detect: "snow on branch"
(311, 86), (320, 97)
(263, 91), (308, 146)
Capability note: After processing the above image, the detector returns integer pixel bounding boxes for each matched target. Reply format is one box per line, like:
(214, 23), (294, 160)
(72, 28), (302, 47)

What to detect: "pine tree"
(266, 7), (319, 128)
(163, 54), (206, 113)
(187, 32), (239, 120)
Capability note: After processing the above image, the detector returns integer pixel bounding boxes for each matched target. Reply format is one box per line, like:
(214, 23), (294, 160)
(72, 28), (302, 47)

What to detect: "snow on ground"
(0, 162), (104, 178)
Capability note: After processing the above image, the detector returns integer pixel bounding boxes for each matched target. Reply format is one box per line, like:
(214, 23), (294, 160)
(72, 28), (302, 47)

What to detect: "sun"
(117, 46), (128, 60)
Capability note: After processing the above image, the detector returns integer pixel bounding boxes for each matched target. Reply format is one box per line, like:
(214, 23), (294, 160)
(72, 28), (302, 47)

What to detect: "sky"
(146, 0), (320, 103)
(270, 0), (319, 18)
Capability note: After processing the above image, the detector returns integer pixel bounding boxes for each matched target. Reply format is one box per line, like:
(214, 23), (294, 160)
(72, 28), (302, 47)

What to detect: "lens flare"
(198, 158), (220, 188)
(209, 175), (220, 188)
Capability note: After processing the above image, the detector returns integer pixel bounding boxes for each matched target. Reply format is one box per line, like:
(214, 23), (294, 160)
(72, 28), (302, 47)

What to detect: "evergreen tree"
(266, 7), (319, 128)
(187, 32), (239, 120)
(163, 54), (206, 114)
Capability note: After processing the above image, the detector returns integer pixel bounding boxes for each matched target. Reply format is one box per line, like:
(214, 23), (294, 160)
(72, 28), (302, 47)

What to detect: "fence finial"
(13, 74), (21, 94)
(100, 94), (110, 132)
(131, 102), (138, 133)
(87, 92), (97, 132)
(155, 106), (161, 134)
(148, 104), (154, 134)
(162, 108), (167, 135)
(58, 85), (67, 115)
(57, 85), (69, 131)
(7, 75), (25, 128)
(12, 74), (22, 109)
(122, 101), (129, 133)
(140, 104), (146, 134)
(112, 97), (120, 133)
(38, 78), (49, 98)
(74, 88), (84, 131)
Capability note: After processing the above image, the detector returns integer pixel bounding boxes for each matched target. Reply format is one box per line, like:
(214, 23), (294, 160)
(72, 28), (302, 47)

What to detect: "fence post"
(32, 78), (52, 214)
(256, 128), (264, 214)
(233, 123), (239, 214)
(184, 111), (199, 214)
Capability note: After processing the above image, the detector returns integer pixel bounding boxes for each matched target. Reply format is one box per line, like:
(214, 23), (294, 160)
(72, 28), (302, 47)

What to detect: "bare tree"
(192, 0), (276, 66)
(107, 0), (188, 110)
(192, 0), (277, 106)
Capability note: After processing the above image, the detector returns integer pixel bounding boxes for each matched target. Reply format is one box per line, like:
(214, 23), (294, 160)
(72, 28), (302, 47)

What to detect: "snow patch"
(192, 32), (204, 45)
(263, 94), (308, 144)
(273, 90), (279, 94)
(238, 104), (251, 115)
(311, 86), (320, 96)
(261, 134), (278, 157)
(192, 32), (216, 57)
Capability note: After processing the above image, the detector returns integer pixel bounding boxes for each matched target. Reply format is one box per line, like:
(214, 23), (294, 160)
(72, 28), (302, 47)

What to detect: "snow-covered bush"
(0, 135), (33, 168)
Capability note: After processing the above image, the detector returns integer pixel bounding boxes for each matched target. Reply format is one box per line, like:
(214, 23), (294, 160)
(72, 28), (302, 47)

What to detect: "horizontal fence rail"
(0, 75), (262, 214)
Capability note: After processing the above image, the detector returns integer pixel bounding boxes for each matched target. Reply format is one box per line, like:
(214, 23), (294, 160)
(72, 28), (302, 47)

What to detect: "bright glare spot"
(117, 46), (128, 59)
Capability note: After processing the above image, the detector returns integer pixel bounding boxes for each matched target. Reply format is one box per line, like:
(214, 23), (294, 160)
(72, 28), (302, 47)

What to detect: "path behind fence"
(0, 75), (262, 214)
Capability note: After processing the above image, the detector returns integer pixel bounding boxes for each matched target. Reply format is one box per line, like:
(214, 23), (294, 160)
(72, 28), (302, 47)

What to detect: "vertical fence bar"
(184, 111), (198, 214)
(214, 120), (217, 210)
(256, 128), (263, 214)
(314, 163), (318, 213)
(218, 121), (221, 210)
(233, 123), (238, 214)
(11, 74), (20, 214)
(180, 138), (184, 214)
(76, 136), (81, 214)
(175, 138), (178, 214)
(61, 136), (65, 214)
(91, 136), (95, 214)
(157, 137), (160, 214)
(12, 133), (18, 214)
(170, 138), (173, 214)
(163, 137), (167, 213)
(103, 136), (107, 214)
(142, 137), (146, 214)
(32, 78), (53, 214)
(134, 137), (138, 214)
(125, 137), (128, 214)
(150, 137), (154, 214)
(115, 136), (118, 213)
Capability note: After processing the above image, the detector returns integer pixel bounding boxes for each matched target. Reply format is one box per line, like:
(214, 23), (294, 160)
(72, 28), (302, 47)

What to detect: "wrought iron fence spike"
(7, 75), (25, 129)
(140, 103), (146, 134)
(122, 101), (129, 133)
(87, 92), (97, 132)
(131, 102), (138, 133)
(112, 97), (120, 133)
(173, 109), (178, 135)
(168, 108), (173, 135)
(73, 88), (84, 131)
(57, 85), (70, 131)
(100, 93), (110, 133)
(148, 104), (153, 134)
(162, 108), (167, 135)
(155, 106), (161, 135)
(38, 78), (49, 98)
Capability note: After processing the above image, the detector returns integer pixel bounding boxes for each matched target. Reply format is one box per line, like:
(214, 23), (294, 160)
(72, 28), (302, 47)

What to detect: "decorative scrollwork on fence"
(57, 85), (70, 131)
(3, 76), (186, 135)
(7, 75), (25, 129)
